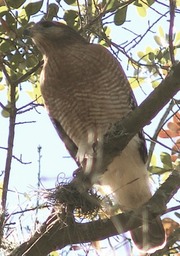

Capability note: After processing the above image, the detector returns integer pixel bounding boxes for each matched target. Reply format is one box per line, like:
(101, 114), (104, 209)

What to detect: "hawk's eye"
(41, 21), (54, 28)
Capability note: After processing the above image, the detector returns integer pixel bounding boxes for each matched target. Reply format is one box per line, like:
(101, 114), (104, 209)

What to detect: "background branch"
(169, 0), (176, 65)
(1, 64), (16, 212)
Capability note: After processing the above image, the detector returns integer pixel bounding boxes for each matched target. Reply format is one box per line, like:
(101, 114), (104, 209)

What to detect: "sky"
(0, 1), (179, 255)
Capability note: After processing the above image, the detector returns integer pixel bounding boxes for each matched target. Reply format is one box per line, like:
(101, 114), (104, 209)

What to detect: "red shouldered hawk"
(24, 21), (165, 253)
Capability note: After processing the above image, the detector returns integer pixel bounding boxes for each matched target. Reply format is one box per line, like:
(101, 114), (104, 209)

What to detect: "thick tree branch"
(71, 63), (180, 186)
(52, 63), (180, 177)
(99, 63), (180, 173)
(9, 170), (179, 256)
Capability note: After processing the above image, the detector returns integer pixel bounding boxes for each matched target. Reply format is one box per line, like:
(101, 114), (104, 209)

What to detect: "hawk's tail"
(130, 216), (166, 253)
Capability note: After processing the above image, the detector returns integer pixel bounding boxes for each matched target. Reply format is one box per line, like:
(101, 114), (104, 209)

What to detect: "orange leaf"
(158, 129), (177, 138)
(173, 112), (180, 125)
(158, 130), (169, 138)
(167, 122), (180, 134)
(0, 0), (5, 6)
(171, 155), (178, 162)
(162, 218), (179, 237)
(172, 139), (180, 151)
(92, 241), (101, 250)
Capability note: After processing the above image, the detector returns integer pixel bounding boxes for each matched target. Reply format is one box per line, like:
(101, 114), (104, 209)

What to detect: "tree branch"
(1, 65), (16, 211)
(53, 63), (180, 179)
(71, 62), (180, 187)
(9, 170), (180, 256)
(169, 0), (176, 65)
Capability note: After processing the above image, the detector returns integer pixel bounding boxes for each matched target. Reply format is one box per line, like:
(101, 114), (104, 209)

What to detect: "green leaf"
(133, 0), (143, 7)
(114, 7), (127, 26)
(135, 0), (154, 17)
(158, 26), (165, 38)
(105, 0), (118, 12)
(176, 0), (180, 6)
(0, 40), (13, 52)
(148, 52), (155, 61)
(26, 54), (38, 68)
(6, 0), (25, 9)
(0, 6), (8, 16)
(8, 53), (25, 70)
(149, 166), (165, 174)
(174, 212), (180, 218)
(64, 0), (77, 5)
(147, 0), (155, 5)
(160, 152), (173, 170)
(136, 5), (147, 17)
(137, 51), (145, 59)
(154, 35), (164, 46)
(129, 77), (146, 89)
(46, 3), (59, 21)
(152, 80), (159, 88)
(26, 83), (44, 104)
(49, 251), (59, 256)
(0, 84), (5, 90)
(145, 46), (153, 54)
(25, 0), (43, 17)
(6, 12), (17, 31)
(18, 8), (29, 24)
(174, 31), (180, 45)
(150, 154), (157, 166)
(63, 10), (78, 27)
(137, 50), (151, 63)
(1, 103), (10, 118)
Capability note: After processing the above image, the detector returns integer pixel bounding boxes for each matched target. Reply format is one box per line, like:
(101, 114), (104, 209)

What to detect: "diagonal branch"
(71, 62), (180, 187)
(52, 63), (180, 178)
(9, 170), (180, 256)
(100, 63), (180, 172)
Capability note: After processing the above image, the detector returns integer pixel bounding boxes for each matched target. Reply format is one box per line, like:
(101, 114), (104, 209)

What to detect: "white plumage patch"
(100, 135), (151, 211)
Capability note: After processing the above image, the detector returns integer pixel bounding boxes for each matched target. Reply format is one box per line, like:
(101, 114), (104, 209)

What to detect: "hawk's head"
(24, 21), (87, 54)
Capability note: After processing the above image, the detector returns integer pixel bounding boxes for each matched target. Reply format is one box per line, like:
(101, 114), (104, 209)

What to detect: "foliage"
(0, 0), (179, 255)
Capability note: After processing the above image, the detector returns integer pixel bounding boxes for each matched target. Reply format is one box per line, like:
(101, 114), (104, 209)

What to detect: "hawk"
(24, 21), (165, 252)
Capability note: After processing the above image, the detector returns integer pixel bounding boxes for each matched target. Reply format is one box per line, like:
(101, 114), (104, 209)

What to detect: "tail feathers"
(131, 216), (166, 253)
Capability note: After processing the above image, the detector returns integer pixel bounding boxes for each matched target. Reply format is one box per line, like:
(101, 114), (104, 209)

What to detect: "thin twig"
(0, 147), (32, 165)
(166, 205), (180, 213)
(145, 136), (180, 155)
(15, 121), (36, 125)
(10, 204), (49, 216)
(1, 64), (16, 212)
(169, 0), (176, 65)
(125, 11), (169, 52)
(146, 100), (176, 167)
(14, 60), (43, 86)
